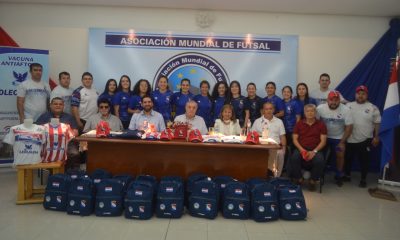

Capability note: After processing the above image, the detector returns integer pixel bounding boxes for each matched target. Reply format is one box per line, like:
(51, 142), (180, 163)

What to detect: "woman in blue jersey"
(193, 80), (213, 128)
(113, 75), (132, 129)
(98, 78), (117, 114)
(229, 81), (249, 128)
(282, 86), (301, 148)
(128, 79), (152, 114)
(211, 81), (230, 125)
(293, 82), (317, 117)
(171, 78), (194, 118)
(246, 82), (263, 126)
(152, 76), (173, 125)
(264, 81), (284, 118)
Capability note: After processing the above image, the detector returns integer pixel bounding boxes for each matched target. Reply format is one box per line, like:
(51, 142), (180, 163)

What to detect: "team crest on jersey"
(239, 100), (244, 108)
(166, 96), (170, 101)
(337, 114), (342, 119)
(25, 144), (32, 150)
(365, 109), (370, 114)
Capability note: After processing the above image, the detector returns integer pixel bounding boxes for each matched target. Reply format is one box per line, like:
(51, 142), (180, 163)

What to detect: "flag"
(379, 57), (400, 170)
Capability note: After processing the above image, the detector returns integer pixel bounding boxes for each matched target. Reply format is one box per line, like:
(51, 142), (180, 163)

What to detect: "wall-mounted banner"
(89, 28), (298, 97)
(0, 47), (49, 140)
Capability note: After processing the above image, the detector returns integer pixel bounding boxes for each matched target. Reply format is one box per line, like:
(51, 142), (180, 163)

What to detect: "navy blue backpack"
(277, 184), (307, 220)
(269, 177), (293, 189)
(43, 173), (71, 211)
(156, 176), (184, 218)
(136, 175), (158, 193)
(125, 180), (155, 220)
(186, 173), (208, 206)
(66, 169), (87, 180)
(222, 181), (250, 219)
(213, 175), (235, 208)
(113, 174), (134, 194)
(95, 179), (124, 216)
(67, 176), (95, 216)
(251, 182), (279, 222)
(246, 177), (267, 191)
(90, 168), (112, 185)
(188, 179), (219, 219)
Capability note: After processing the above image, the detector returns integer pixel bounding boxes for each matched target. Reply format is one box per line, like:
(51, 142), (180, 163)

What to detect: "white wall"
(0, 3), (389, 90)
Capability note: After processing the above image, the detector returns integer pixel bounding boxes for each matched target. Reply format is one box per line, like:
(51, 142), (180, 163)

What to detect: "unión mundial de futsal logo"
(153, 52), (230, 93)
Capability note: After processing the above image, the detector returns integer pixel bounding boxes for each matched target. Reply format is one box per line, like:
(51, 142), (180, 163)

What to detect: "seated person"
(288, 104), (327, 191)
(84, 98), (123, 132)
(214, 104), (241, 135)
(128, 95), (165, 132)
(174, 100), (208, 135)
(252, 102), (286, 177)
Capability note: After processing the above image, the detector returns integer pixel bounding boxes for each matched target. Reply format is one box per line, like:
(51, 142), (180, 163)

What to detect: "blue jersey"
(98, 92), (115, 114)
(230, 95), (248, 127)
(129, 95), (143, 112)
(294, 97), (317, 117)
(152, 89), (173, 122)
(246, 96), (263, 125)
(283, 99), (301, 133)
(263, 95), (285, 114)
(212, 96), (227, 124)
(193, 94), (213, 128)
(171, 92), (194, 116)
(113, 91), (131, 122)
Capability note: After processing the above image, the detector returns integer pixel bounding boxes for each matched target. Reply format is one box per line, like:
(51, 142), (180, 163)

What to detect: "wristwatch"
(313, 150), (318, 153)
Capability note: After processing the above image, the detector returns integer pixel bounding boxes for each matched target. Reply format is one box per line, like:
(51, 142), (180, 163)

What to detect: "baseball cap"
(245, 131), (260, 144)
(327, 90), (340, 100)
(356, 85), (368, 94)
(188, 129), (203, 143)
(96, 121), (110, 138)
(160, 129), (174, 141)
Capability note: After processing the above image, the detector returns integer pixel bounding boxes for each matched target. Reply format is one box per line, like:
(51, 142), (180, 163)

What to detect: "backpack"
(95, 179), (124, 216)
(246, 177), (267, 191)
(251, 182), (279, 222)
(269, 177), (292, 189)
(186, 173), (208, 206)
(136, 175), (158, 193)
(278, 184), (307, 220)
(222, 181), (250, 219)
(156, 176), (184, 218)
(67, 176), (95, 216)
(212, 175), (235, 209)
(113, 174), (134, 194)
(66, 169), (87, 180)
(43, 174), (71, 211)
(125, 180), (155, 220)
(90, 168), (112, 186)
(188, 179), (219, 219)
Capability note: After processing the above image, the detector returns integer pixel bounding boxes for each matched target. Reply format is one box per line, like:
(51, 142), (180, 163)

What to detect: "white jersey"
(17, 79), (50, 121)
(251, 116), (286, 144)
(310, 88), (346, 106)
(43, 123), (75, 163)
(71, 86), (99, 121)
(317, 103), (353, 140)
(3, 124), (45, 165)
(50, 85), (73, 114)
(347, 101), (381, 143)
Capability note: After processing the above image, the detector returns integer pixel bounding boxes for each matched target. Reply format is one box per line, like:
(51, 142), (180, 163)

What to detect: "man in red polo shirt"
(288, 104), (327, 191)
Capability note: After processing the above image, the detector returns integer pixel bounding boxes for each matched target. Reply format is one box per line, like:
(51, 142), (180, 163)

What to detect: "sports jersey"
(128, 94), (143, 113)
(246, 96), (263, 125)
(347, 101), (381, 143)
(310, 88), (346, 106)
(42, 123), (75, 163)
(293, 97), (318, 116)
(193, 94), (213, 127)
(317, 103), (353, 139)
(50, 85), (73, 114)
(212, 96), (227, 124)
(262, 95), (285, 114)
(17, 79), (50, 121)
(114, 91), (132, 122)
(283, 99), (301, 133)
(251, 116), (286, 144)
(171, 92), (194, 116)
(98, 92), (115, 114)
(71, 86), (99, 121)
(230, 95), (248, 127)
(3, 124), (45, 165)
(152, 89), (173, 123)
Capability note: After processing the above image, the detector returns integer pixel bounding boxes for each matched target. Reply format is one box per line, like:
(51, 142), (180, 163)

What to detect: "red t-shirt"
(293, 119), (327, 150)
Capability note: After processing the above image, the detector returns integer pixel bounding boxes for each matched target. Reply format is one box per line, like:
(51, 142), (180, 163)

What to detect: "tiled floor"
(0, 167), (399, 240)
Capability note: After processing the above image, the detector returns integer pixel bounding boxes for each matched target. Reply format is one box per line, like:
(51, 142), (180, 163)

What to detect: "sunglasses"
(99, 105), (109, 109)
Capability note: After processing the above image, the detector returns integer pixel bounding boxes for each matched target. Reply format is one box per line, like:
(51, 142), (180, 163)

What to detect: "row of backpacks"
(43, 169), (307, 222)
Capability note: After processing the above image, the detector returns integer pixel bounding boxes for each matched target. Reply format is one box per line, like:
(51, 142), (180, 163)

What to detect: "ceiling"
(1, 0), (400, 17)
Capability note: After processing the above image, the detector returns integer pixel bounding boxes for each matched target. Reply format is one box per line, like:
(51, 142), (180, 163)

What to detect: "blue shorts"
(327, 138), (341, 169)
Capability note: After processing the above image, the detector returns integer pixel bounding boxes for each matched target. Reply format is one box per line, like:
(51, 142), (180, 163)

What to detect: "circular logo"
(153, 52), (230, 94)
(45, 196), (51, 202)
(285, 203), (292, 210)
(228, 203), (234, 210)
(70, 200), (75, 206)
(160, 204), (166, 210)
(99, 202), (104, 208)
(258, 206), (265, 213)
(128, 206), (133, 213)
(194, 202), (200, 209)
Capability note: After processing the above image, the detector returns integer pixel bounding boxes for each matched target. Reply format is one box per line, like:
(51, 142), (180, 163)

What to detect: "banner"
(89, 28), (298, 97)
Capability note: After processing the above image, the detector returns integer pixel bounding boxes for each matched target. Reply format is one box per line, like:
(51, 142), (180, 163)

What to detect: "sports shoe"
(359, 180), (367, 188)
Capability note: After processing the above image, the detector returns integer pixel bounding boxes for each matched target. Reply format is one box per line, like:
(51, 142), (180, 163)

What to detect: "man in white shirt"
(317, 90), (353, 186)
(310, 73), (346, 106)
(252, 102), (286, 177)
(129, 96), (165, 132)
(50, 71), (73, 114)
(174, 100), (208, 135)
(345, 86), (381, 188)
(17, 63), (50, 122)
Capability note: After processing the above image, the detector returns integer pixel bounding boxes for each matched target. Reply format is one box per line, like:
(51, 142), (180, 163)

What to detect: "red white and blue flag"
(379, 57), (400, 169)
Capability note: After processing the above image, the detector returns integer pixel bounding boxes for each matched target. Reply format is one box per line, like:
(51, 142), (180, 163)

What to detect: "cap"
(160, 129), (174, 141)
(188, 129), (203, 143)
(96, 121), (110, 138)
(327, 90), (340, 100)
(356, 85), (368, 94)
(245, 131), (260, 144)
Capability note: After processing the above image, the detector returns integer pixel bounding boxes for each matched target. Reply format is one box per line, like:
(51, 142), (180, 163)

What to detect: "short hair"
(265, 81), (276, 89)
(262, 101), (275, 109)
(246, 82), (257, 90)
(319, 73), (330, 80)
(186, 100), (198, 108)
(81, 72), (93, 80)
(98, 98), (111, 107)
(29, 63), (42, 72)
(141, 95), (153, 102)
(304, 104), (316, 111)
(58, 71), (70, 80)
(51, 97), (64, 104)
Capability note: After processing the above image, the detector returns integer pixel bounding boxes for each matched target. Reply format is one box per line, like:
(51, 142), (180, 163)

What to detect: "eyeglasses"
(99, 106), (109, 109)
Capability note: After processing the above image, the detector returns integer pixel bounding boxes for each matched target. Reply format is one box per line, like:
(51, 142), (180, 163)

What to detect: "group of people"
(16, 63), (381, 191)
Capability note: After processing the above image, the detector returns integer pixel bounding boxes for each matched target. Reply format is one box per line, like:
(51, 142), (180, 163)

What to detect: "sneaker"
(359, 180), (367, 188)
(342, 175), (351, 182)
(308, 180), (317, 192)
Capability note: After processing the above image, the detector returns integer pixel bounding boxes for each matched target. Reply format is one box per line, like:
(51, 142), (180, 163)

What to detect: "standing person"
(229, 81), (249, 128)
(98, 78), (118, 114)
(345, 86), (381, 188)
(317, 90), (353, 186)
(310, 73), (346, 106)
(211, 81), (230, 125)
(71, 72), (99, 134)
(17, 63), (50, 123)
(193, 80), (213, 128)
(152, 76), (173, 124)
(129, 95), (165, 132)
(171, 78), (194, 118)
(84, 99), (123, 132)
(214, 104), (241, 136)
(114, 75), (132, 129)
(50, 71), (73, 114)
(245, 82), (263, 126)
(263, 82), (284, 118)
(294, 83), (317, 117)
(174, 100), (208, 135)
(282, 86), (301, 149)
(128, 79), (152, 114)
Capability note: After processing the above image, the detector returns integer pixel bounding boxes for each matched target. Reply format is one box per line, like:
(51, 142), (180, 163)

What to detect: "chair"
(318, 147), (331, 193)
(16, 161), (65, 204)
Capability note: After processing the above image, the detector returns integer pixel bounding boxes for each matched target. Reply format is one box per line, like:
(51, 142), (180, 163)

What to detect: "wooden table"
(77, 137), (280, 181)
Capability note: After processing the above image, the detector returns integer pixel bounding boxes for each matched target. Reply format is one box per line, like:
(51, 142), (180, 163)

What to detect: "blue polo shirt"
(246, 96), (263, 125)
(113, 91), (132, 122)
(262, 95), (285, 114)
(171, 92), (194, 116)
(294, 97), (318, 117)
(152, 89), (173, 123)
(230, 95), (248, 127)
(283, 99), (301, 133)
(193, 94), (213, 128)
(212, 96), (228, 124)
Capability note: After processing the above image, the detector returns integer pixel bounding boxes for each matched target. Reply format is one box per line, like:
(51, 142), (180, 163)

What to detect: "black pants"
(344, 139), (372, 181)
(122, 120), (130, 130)
(288, 149), (326, 181)
(78, 119), (87, 135)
